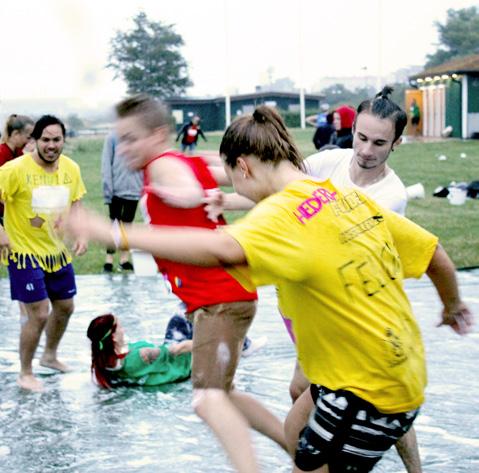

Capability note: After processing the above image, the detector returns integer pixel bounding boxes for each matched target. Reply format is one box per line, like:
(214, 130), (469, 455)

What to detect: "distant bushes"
(280, 109), (318, 128)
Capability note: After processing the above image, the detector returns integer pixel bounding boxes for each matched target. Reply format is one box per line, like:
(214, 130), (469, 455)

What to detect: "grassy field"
(1, 130), (478, 275)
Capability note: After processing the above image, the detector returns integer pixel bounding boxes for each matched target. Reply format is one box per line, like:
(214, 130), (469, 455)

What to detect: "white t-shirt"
(304, 148), (407, 215)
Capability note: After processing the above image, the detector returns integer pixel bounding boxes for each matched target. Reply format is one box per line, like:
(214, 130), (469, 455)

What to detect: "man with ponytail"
(305, 86), (408, 215)
(291, 86), (424, 472)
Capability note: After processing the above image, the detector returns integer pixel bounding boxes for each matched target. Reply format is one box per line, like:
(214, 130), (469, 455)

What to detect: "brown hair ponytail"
(220, 105), (304, 171)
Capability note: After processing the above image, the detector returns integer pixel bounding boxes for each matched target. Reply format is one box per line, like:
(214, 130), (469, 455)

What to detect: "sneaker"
(103, 263), (113, 273)
(241, 336), (268, 358)
(120, 261), (134, 271)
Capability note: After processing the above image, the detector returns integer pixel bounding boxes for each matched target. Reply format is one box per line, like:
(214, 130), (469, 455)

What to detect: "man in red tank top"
(113, 94), (286, 472)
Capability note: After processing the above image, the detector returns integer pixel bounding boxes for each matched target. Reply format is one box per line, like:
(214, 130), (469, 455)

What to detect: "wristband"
(111, 220), (129, 250)
(119, 221), (129, 250)
(111, 219), (121, 249)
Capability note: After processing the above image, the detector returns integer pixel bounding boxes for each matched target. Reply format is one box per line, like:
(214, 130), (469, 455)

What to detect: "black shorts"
(411, 116), (420, 125)
(108, 196), (139, 223)
(294, 384), (419, 473)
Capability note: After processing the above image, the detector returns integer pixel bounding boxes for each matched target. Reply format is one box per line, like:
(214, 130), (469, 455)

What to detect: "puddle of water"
(0, 271), (477, 472)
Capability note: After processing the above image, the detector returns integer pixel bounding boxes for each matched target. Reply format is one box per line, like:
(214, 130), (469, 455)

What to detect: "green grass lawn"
(204, 129), (479, 269)
(1, 130), (478, 275)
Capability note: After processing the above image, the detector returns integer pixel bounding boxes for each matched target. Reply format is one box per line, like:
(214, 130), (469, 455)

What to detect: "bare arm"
(70, 200), (88, 256)
(0, 187), (10, 259)
(209, 165), (231, 186)
(140, 341), (192, 363)
(224, 193), (255, 211)
(426, 244), (473, 335)
(101, 133), (114, 204)
(203, 189), (255, 223)
(147, 157), (204, 208)
(168, 340), (193, 355)
(66, 206), (246, 267)
(0, 223), (10, 260)
(305, 115), (318, 127)
(140, 347), (161, 364)
(145, 183), (205, 209)
(199, 151), (223, 167)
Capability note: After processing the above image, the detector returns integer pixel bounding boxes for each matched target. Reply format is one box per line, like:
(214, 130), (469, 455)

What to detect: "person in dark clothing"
(331, 105), (356, 149)
(312, 112), (335, 150)
(101, 131), (143, 272)
(176, 115), (207, 154)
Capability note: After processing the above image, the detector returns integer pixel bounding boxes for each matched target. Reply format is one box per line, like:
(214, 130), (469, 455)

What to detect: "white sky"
(0, 0), (478, 110)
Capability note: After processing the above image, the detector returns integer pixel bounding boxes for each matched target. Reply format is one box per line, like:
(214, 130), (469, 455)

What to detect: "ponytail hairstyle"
(87, 314), (122, 389)
(2, 114), (34, 143)
(220, 105), (304, 171)
(356, 86), (407, 141)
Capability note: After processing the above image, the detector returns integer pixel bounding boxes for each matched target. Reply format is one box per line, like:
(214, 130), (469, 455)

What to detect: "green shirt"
(115, 341), (191, 386)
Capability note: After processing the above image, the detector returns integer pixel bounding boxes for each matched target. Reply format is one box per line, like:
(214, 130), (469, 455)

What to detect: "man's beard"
(37, 147), (62, 164)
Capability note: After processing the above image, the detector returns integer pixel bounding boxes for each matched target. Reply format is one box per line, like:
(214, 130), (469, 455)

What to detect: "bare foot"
(39, 357), (71, 373)
(17, 374), (44, 392)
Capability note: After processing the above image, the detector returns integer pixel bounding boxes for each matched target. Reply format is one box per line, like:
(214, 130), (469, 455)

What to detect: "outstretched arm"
(208, 165), (231, 186)
(66, 206), (246, 267)
(176, 124), (186, 142)
(203, 189), (255, 222)
(69, 200), (88, 256)
(101, 133), (115, 204)
(146, 157), (204, 208)
(305, 115), (318, 127)
(426, 244), (473, 335)
(144, 183), (205, 209)
(168, 340), (193, 355)
(0, 223), (10, 260)
(198, 128), (207, 142)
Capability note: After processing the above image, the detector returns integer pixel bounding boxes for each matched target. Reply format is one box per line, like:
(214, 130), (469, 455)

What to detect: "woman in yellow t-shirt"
(67, 105), (473, 473)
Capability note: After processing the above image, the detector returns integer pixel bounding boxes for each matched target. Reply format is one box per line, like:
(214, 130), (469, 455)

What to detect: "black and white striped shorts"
(295, 384), (419, 472)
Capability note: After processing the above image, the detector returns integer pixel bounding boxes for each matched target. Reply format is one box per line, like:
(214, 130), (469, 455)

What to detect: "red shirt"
(143, 151), (257, 312)
(0, 144), (24, 217)
(0, 143), (23, 167)
(185, 125), (198, 144)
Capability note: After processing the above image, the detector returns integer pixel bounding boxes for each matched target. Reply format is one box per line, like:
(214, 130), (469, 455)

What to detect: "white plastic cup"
(131, 250), (158, 276)
(448, 187), (467, 206)
(406, 183), (425, 200)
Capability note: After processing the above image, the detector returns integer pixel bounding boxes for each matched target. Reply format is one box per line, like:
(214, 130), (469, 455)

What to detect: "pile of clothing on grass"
(433, 180), (479, 199)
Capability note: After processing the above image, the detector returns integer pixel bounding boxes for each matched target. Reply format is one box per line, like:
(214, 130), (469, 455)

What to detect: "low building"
(166, 91), (324, 132)
(408, 54), (479, 138)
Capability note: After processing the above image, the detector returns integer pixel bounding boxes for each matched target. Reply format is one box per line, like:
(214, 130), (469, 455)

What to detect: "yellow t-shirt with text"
(0, 153), (86, 271)
(225, 179), (438, 413)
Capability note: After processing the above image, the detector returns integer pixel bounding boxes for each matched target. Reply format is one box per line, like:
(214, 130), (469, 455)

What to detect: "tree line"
(103, 8), (479, 107)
